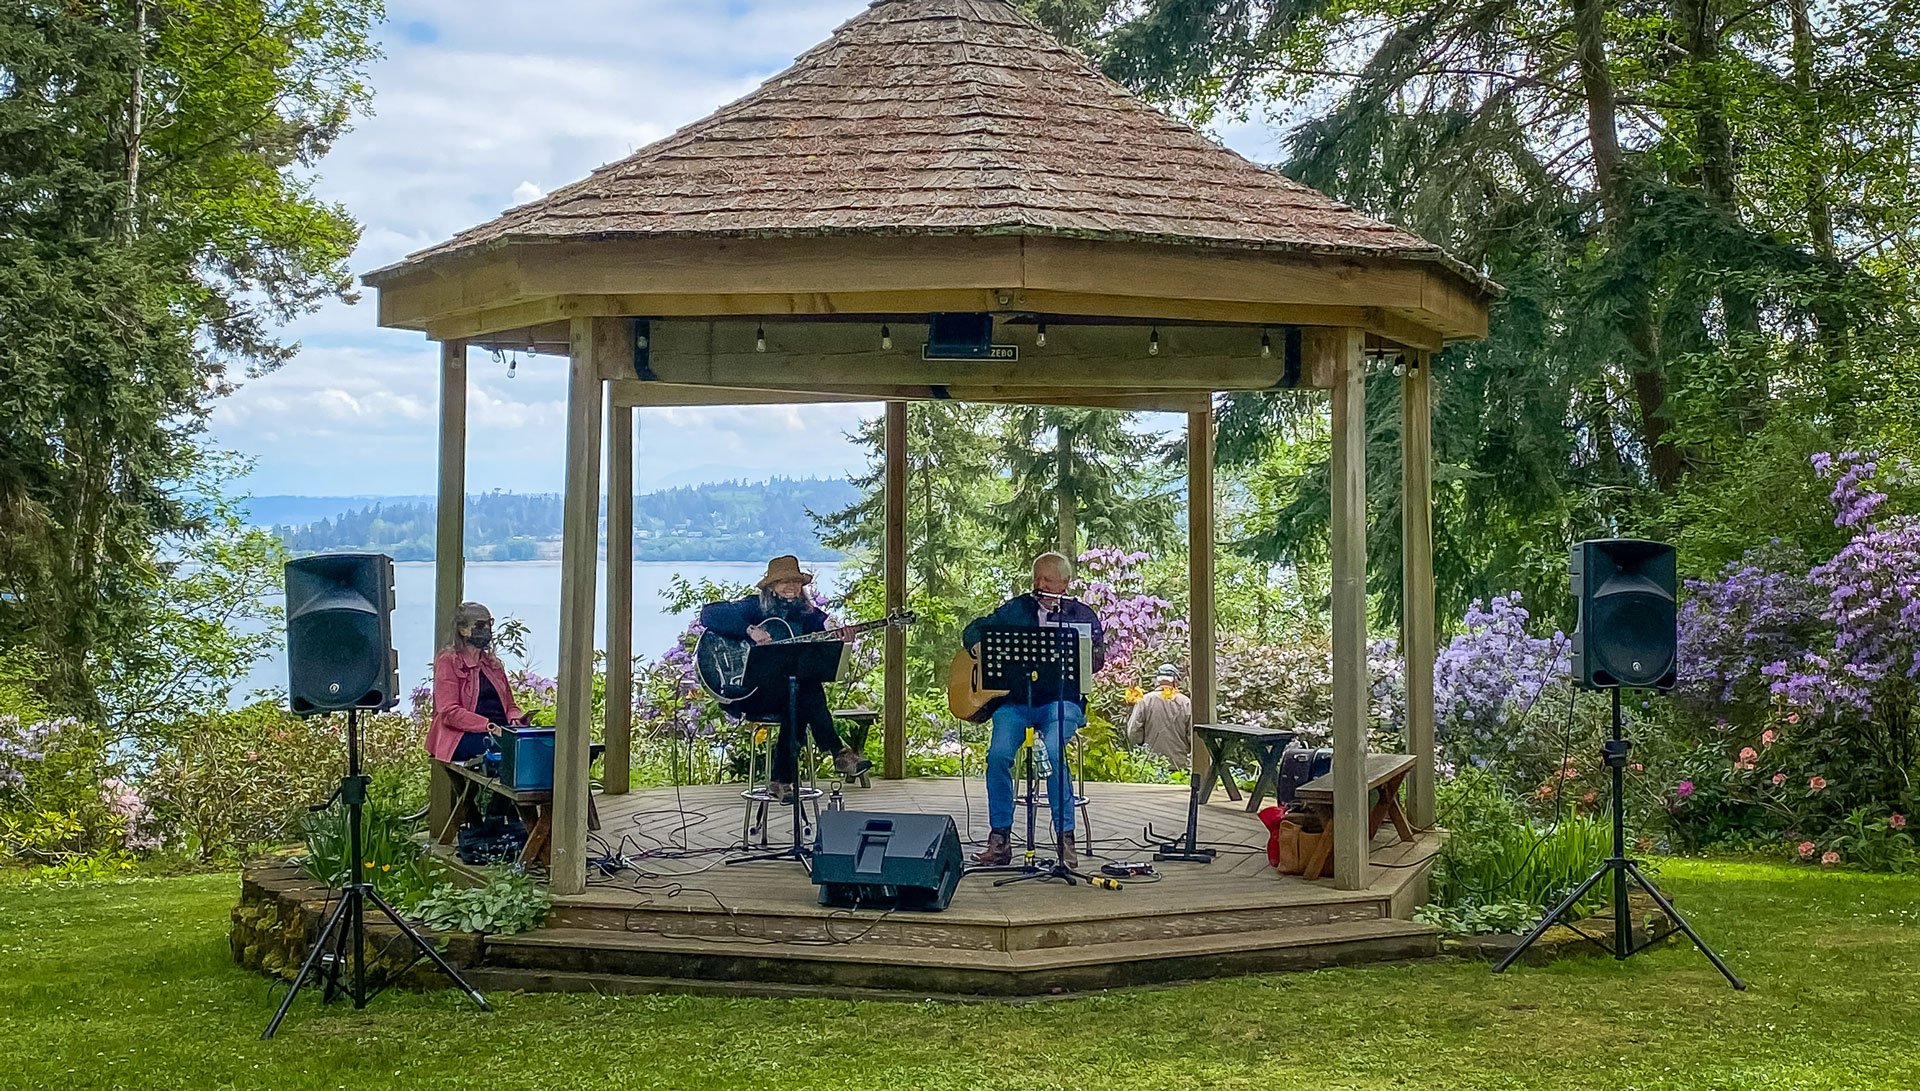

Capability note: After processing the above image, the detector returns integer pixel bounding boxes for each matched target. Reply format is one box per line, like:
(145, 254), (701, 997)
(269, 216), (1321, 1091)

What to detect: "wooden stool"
(1293, 752), (1417, 881)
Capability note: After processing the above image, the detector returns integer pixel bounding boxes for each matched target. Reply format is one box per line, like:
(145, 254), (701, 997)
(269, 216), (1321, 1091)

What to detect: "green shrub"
(1425, 768), (1612, 934)
(411, 870), (549, 935)
(299, 798), (445, 907)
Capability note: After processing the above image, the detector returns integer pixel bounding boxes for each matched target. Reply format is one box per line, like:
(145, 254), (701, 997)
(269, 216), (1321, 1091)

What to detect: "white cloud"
(510, 181), (546, 205)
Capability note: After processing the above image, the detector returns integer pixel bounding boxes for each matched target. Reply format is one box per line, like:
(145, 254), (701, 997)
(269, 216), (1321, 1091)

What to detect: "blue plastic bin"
(497, 728), (555, 791)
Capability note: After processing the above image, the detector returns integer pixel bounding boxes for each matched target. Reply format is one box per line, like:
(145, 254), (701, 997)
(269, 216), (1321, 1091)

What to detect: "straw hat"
(757, 555), (814, 590)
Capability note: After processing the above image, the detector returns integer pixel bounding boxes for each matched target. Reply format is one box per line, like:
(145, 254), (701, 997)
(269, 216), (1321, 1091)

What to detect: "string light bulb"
(508, 351), (518, 379)
(755, 325), (766, 353)
(1036, 323), (1047, 348)
(1148, 328), (1159, 357)
(1261, 330), (1272, 359)
(881, 324), (892, 350)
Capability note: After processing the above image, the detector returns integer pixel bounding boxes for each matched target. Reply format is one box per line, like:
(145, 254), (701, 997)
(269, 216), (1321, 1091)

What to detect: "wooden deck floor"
(437, 778), (1444, 997)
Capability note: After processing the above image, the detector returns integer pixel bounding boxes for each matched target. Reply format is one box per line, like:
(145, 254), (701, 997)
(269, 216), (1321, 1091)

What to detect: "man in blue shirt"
(961, 551), (1105, 869)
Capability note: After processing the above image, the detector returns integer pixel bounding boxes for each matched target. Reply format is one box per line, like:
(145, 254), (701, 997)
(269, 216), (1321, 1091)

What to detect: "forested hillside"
(276, 478), (856, 561)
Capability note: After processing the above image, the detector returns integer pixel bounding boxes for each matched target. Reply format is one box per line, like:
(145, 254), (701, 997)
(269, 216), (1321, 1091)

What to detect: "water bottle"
(1030, 733), (1054, 780)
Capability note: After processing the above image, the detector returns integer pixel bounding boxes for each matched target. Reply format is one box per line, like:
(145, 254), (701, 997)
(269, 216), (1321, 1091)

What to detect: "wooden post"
(428, 340), (467, 839)
(604, 392), (635, 796)
(1330, 329), (1371, 890)
(883, 400), (908, 779)
(1187, 407), (1217, 778)
(552, 318), (612, 895)
(1402, 351), (1437, 830)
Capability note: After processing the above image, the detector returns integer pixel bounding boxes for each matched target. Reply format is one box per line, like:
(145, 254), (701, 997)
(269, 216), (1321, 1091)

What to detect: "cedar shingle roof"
(374, 0), (1480, 286)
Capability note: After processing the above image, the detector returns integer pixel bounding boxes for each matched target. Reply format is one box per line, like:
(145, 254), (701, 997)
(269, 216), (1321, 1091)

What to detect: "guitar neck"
(779, 616), (894, 644)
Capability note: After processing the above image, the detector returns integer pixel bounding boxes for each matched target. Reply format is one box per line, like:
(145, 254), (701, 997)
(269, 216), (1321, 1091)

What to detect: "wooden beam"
(883, 401), (908, 780)
(372, 235), (1483, 348)
(606, 378), (1211, 413)
(552, 317), (613, 895)
(604, 393), (635, 797)
(426, 289), (1447, 352)
(1329, 327), (1371, 891)
(428, 340), (467, 841)
(1402, 351), (1437, 830)
(1188, 407), (1218, 780)
(609, 320), (1302, 391)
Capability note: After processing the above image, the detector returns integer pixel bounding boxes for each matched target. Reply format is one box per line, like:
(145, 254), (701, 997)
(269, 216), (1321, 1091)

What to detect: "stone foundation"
(231, 862), (483, 986)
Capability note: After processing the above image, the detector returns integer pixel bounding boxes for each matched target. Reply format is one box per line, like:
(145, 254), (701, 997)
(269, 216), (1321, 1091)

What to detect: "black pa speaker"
(1572, 539), (1677, 691)
(810, 811), (964, 912)
(286, 553), (400, 715)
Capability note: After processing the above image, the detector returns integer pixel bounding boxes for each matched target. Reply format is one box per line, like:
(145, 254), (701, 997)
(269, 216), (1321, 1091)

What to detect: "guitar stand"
(1150, 757), (1217, 864)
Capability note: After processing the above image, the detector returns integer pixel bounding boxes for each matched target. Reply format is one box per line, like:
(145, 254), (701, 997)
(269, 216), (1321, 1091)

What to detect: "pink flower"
(1892, 813), (1908, 830)
(1739, 747), (1758, 763)
(1772, 773), (1788, 787)
(1787, 713), (1800, 725)
(1761, 729), (1777, 747)
(1797, 841), (1816, 858)
(1629, 762), (1644, 773)
(1820, 851), (1841, 866)
(1676, 780), (1695, 800)
(1809, 776), (1828, 792)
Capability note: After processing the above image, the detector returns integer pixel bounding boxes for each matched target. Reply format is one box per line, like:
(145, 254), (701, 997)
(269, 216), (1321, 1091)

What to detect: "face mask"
(468, 626), (493, 650)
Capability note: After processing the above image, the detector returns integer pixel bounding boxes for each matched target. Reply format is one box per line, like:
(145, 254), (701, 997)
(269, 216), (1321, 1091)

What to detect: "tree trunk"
(1572, 0), (1683, 488)
(1055, 425), (1077, 558)
(122, 0), (146, 236)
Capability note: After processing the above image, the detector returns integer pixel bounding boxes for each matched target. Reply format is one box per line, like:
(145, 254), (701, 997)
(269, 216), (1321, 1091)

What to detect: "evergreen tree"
(0, 0), (379, 711)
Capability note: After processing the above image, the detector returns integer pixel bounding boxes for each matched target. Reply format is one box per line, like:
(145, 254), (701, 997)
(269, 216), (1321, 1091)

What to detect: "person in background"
(700, 555), (872, 801)
(961, 551), (1106, 870)
(1127, 663), (1193, 770)
(427, 601), (526, 764)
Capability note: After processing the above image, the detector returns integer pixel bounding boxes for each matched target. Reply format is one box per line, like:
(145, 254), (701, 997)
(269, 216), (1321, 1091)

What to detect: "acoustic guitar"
(946, 647), (1007, 724)
(696, 610), (915, 704)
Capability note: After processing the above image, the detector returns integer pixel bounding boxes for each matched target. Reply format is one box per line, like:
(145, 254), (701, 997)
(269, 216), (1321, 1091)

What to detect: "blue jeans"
(987, 701), (1085, 833)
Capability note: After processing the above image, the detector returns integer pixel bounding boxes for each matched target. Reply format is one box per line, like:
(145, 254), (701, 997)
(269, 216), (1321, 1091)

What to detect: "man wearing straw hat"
(700, 555), (872, 800)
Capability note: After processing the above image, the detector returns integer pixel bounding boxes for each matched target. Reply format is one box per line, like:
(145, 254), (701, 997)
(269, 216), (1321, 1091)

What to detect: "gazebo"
(365, 0), (1491, 902)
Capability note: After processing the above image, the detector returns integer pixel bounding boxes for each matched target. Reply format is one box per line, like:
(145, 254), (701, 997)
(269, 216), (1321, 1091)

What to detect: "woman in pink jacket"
(427, 602), (526, 763)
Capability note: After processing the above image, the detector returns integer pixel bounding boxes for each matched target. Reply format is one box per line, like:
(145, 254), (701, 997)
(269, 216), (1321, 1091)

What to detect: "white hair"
(1032, 552), (1073, 580)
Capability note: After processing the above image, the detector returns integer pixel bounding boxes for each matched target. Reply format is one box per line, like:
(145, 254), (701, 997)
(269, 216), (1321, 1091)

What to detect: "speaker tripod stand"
(1493, 689), (1745, 989)
(263, 709), (491, 1038)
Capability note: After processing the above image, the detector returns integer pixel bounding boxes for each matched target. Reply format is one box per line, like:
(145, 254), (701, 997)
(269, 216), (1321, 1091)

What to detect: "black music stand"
(966, 624), (1096, 888)
(726, 638), (845, 869)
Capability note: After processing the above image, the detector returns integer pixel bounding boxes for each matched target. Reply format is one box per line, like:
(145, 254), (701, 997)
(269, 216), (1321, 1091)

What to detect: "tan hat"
(757, 555), (814, 590)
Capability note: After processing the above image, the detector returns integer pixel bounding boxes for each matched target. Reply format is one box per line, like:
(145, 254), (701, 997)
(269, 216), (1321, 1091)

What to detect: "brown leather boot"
(833, 747), (873, 777)
(1056, 832), (1079, 871)
(971, 828), (1012, 866)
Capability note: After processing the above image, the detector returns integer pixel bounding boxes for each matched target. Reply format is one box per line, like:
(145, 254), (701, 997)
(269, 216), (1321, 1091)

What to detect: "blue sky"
(209, 0), (1283, 497)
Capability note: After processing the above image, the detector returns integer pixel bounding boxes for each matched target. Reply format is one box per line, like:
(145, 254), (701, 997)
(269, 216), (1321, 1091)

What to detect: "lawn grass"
(1, 859), (1916, 1090)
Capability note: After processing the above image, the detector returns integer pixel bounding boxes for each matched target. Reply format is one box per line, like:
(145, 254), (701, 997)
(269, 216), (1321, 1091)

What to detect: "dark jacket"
(963, 593), (1107, 708)
(700, 594), (829, 642)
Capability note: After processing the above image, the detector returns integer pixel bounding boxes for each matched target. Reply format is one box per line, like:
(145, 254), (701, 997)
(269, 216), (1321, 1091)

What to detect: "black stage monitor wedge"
(1572, 539), (1678, 691)
(286, 553), (400, 715)
(811, 811), (964, 912)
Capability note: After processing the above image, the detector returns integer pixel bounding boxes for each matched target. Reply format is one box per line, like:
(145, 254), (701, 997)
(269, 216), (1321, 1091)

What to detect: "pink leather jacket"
(426, 647), (525, 762)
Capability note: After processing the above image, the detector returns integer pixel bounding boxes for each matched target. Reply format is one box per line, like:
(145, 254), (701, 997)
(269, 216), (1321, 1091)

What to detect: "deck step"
(480, 918), (1440, 996)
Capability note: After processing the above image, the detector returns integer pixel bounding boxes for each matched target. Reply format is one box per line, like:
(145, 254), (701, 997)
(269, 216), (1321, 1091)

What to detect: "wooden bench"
(1194, 723), (1296, 813)
(1293, 752), (1416, 881)
(433, 756), (600, 868)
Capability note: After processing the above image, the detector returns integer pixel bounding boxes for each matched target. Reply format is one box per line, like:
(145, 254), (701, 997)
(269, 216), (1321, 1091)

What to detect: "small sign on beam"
(922, 343), (1019, 362)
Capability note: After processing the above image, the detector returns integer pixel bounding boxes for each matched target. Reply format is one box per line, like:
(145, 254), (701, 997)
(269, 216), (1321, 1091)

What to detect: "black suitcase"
(1277, 745), (1334, 805)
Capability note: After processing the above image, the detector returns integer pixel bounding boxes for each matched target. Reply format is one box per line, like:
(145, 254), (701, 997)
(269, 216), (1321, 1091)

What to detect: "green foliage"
(299, 797), (444, 906)
(1428, 768), (1612, 929)
(149, 702), (429, 862)
(1821, 808), (1919, 873)
(410, 870), (550, 936)
(278, 479), (855, 561)
(0, 0), (380, 714)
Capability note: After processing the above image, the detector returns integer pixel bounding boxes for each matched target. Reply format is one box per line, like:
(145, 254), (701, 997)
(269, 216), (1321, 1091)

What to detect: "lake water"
(238, 560), (845, 705)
